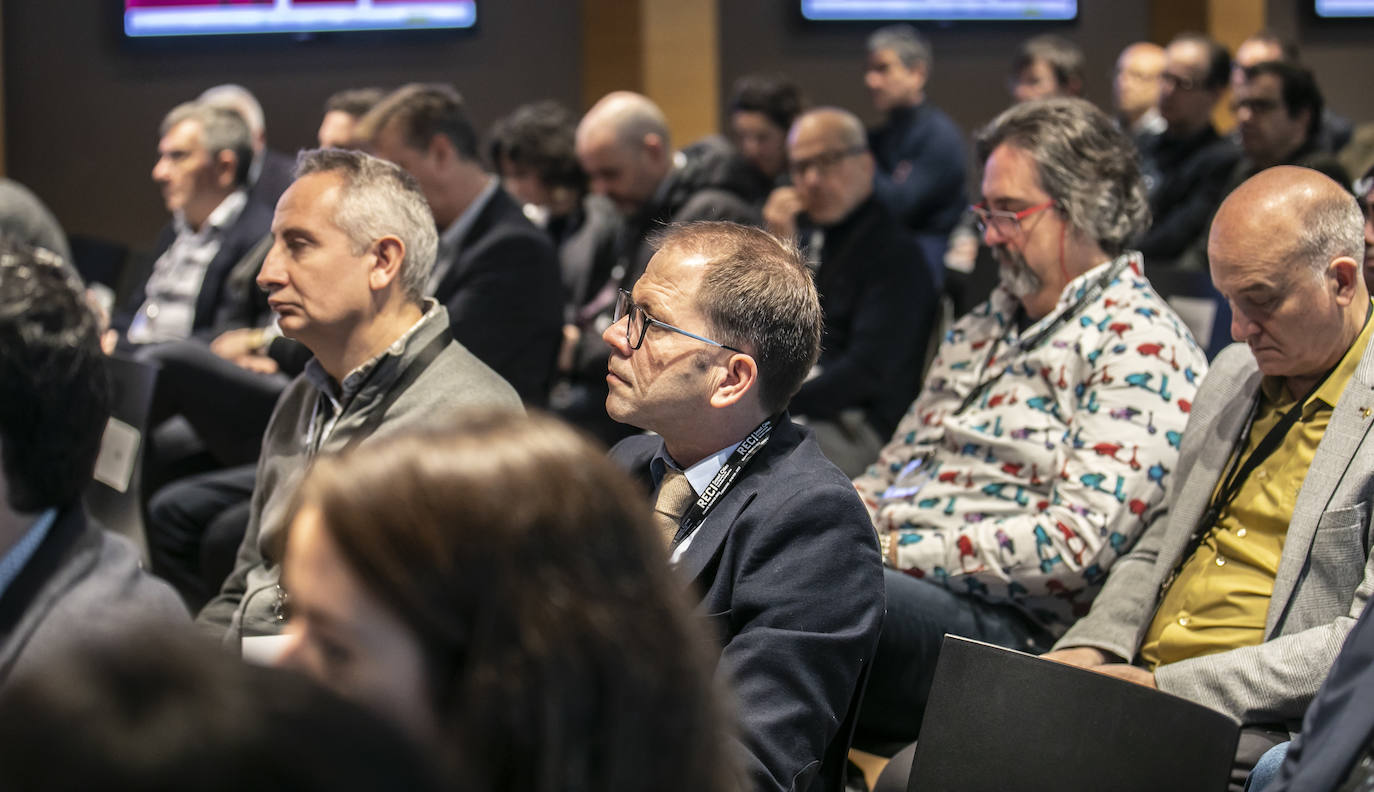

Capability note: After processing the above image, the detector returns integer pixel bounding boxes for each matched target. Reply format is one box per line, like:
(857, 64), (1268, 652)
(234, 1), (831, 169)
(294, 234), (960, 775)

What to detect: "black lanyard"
(670, 415), (779, 547)
(955, 255), (1132, 416)
(1161, 361), (1339, 594)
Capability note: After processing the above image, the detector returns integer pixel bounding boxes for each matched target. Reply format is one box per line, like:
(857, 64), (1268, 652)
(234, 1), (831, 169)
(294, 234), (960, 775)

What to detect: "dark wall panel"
(1268, 2), (1374, 135)
(3, 0), (581, 249)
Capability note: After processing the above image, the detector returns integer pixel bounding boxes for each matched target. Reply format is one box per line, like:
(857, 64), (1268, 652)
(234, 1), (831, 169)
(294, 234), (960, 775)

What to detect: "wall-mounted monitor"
(801, 0), (1077, 21)
(125, 0), (477, 38)
(1314, 0), (1374, 16)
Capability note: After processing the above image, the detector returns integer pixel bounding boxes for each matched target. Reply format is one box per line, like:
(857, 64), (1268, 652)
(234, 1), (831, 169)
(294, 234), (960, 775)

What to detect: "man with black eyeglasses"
(1135, 32), (1240, 266)
(605, 221), (883, 792)
(851, 98), (1207, 755)
(763, 107), (935, 476)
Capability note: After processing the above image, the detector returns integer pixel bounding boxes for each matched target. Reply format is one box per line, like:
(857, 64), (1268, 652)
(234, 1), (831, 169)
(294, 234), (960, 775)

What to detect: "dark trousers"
(147, 464), (255, 611)
(856, 568), (1056, 749)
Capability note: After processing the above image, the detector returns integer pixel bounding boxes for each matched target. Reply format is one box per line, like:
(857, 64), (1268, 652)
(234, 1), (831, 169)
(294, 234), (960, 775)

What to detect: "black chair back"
(907, 636), (1238, 792)
(85, 354), (159, 560)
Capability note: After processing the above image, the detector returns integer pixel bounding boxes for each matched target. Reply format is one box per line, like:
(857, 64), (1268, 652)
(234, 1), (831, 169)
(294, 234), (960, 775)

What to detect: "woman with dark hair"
(278, 409), (741, 792)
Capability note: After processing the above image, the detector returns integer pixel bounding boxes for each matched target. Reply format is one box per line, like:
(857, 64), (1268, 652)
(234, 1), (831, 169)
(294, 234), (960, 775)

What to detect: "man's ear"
(1328, 255), (1361, 306)
(367, 235), (407, 292)
(709, 352), (759, 409)
(213, 150), (239, 190)
(427, 132), (455, 168)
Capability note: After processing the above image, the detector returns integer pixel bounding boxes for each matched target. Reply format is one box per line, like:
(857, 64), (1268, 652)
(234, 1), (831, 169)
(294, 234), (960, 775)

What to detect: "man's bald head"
(1211, 166), (1364, 274)
(786, 108), (874, 225)
(576, 92), (673, 214)
(1209, 166), (1367, 393)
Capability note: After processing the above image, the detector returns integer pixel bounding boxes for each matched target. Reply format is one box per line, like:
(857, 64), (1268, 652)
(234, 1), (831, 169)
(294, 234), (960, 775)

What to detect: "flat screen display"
(1314, 0), (1374, 16)
(125, 0), (477, 38)
(801, 0), (1077, 21)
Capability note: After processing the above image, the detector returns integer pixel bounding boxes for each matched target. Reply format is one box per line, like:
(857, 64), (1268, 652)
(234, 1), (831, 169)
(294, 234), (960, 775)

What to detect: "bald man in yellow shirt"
(1044, 166), (1374, 792)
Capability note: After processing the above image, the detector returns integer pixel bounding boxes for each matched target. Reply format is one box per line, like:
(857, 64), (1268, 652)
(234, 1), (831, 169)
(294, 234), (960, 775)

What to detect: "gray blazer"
(0, 508), (189, 686)
(1055, 341), (1374, 727)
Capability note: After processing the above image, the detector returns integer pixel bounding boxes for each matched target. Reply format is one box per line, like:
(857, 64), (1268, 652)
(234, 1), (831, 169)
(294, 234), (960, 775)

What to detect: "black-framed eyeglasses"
(789, 146), (866, 179)
(1161, 72), (1203, 92)
(613, 290), (744, 353)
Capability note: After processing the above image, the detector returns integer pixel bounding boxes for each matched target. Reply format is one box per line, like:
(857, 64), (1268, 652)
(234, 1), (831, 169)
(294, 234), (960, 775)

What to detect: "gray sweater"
(197, 304), (521, 641)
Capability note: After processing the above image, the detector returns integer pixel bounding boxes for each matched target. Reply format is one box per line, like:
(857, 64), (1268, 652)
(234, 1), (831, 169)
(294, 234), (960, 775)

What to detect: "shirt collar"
(173, 189), (248, 237)
(0, 508), (57, 601)
(650, 440), (742, 497)
(304, 298), (442, 403)
(438, 175), (500, 253)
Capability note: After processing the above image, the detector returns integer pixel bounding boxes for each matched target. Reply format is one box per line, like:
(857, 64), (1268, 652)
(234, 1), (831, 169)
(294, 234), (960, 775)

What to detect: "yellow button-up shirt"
(1142, 308), (1374, 668)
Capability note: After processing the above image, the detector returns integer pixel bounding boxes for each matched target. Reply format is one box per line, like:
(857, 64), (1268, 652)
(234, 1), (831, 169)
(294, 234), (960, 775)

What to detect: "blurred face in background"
(730, 110), (789, 182)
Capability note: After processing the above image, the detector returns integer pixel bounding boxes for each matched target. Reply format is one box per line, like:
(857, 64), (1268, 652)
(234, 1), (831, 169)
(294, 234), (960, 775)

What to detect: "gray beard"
(994, 245), (1044, 300)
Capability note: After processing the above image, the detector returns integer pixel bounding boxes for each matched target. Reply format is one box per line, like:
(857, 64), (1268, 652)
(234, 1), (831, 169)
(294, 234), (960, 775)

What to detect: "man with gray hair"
(853, 98), (1206, 748)
(196, 148), (521, 642)
(199, 83), (296, 208)
(1046, 166), (1374, 790)
(119, 101), (272, 345)
(764, 107), (935, 475)
(864, 24), (967, 265)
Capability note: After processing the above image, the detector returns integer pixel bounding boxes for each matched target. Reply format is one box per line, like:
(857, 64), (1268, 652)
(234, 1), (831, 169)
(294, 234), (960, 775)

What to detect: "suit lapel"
(672, 420), (799, 586)
(1269, 338), (1374, 631)
(434, 189), (509, 302)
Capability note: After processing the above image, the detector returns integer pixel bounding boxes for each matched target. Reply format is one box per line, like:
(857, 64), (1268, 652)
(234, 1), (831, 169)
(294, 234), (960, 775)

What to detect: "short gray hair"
(868, 25), (932, 71)
(160, 101), (254, 187)
(975, 97), (1149, 256)
(294, 148), (438, 305)
(1291, 187), (1365, 271)
(199, 83), (265, 139)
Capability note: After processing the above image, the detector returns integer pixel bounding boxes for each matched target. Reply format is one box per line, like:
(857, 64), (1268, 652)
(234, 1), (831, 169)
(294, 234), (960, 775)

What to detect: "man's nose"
(1229, 303), (1260, 342)
(257, 242), (286, 291)
(603, 315), (630, 354)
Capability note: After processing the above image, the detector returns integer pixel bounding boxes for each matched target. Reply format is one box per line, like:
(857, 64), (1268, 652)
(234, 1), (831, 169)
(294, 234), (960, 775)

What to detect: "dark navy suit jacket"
(611, 417), (885, 792)
(432, 188), (562, 406)
(1269, 602), (1374, 791)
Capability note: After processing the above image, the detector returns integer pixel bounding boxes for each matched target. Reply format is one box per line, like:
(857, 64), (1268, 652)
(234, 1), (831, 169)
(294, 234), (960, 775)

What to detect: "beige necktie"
(653, 469), (695, 547)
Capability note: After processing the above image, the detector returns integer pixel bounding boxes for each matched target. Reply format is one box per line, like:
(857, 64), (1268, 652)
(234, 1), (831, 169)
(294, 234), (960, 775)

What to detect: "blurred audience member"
(764, 108), (935, 475)
(1113, 41), (1167, 142)
(854, 98), (1204, 747)
(317, 87), (386, 149)
(1227, 61), (1349, 194)
(196, 149), (520, 642)
(727, 72), (805, 189)
(359, 83), (562, 405)
(0, 178), (71, 266)
(121, 101), (272, 345)
(199, 83), (296, 208)
(605, 221), (884, 792)
(1231, 30), (1352, 154)
(865, 24), (967, 266)
(487, 101), (621, 434)
(281, 410), (742, 792)
(1048, 167), (1374, 792)
(573, 91), (759, 443)
(1009, 34), (1086, 102)
(0, 631), (443, 792)
(1136, 33), (1240, 265)
(0, 242), (186, 686)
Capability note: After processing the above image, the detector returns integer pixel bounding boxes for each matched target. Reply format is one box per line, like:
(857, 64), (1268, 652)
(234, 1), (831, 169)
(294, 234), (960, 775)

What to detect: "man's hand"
(1041, 646), (1115, 668)
(1091, 663), (1157, 689)
(558, 324), (581, 374)
(763, 186), (805, 240)
(231, 353), (279, 375)
(210, 327), (266, 361)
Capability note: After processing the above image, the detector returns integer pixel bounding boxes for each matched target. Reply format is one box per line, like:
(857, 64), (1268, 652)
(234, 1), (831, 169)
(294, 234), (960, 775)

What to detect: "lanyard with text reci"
(670, 414), (780, 547)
